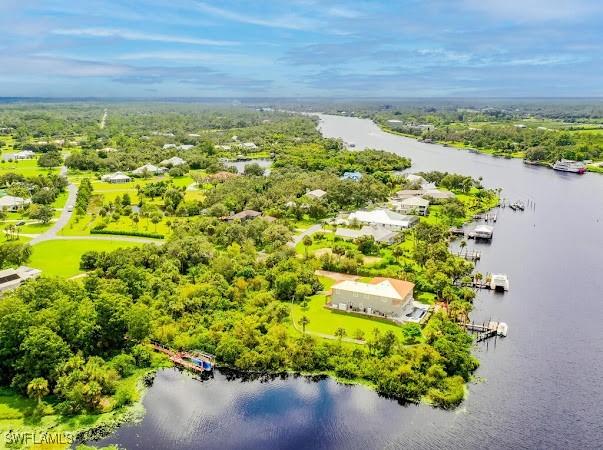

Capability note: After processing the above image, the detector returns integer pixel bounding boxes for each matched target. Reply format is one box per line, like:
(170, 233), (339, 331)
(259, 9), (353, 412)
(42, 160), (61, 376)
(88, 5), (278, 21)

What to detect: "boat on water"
(497, 322), (509, 337)
(552, 159), (586, 174)
(489, 273), (509, 292)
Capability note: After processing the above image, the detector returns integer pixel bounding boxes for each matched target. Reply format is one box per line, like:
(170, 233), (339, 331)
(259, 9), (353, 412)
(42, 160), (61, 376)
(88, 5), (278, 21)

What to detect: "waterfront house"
(423, 189), (455, 200)
(101, 172), (131, 184)
(0, 195), (31, 211)
(348, 209), (418, 230)
(0, 266), (41, 293)
(160, 156), (186, 167)
(392, 196), (429, 216)
(329, 277), (415, 318)
(306, 189), (327, 200)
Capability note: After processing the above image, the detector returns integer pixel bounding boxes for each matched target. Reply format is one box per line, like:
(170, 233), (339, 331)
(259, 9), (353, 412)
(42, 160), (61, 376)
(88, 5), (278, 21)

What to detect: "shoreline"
(377, 122), (602, 174)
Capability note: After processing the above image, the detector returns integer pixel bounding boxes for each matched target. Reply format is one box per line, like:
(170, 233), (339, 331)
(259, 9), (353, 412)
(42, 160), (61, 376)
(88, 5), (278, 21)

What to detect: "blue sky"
(2, 0), (602, 97)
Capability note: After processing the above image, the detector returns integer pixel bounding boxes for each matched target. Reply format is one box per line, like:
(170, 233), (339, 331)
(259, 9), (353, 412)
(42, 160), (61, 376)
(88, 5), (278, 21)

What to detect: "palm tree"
(27, 378), (49, 405)
(300, 315), (310, 334)
(302, 235), (313, 259)
(334, 327), (347, 342)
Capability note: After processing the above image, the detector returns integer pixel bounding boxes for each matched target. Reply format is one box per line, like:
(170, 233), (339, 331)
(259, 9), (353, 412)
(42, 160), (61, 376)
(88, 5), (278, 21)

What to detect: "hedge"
(90, 228), (164, 239)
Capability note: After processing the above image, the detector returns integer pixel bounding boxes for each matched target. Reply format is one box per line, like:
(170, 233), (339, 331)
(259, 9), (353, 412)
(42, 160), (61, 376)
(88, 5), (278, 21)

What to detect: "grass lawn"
(291, 292), (403, 339)
(29, 239), (141, 278)
(0, 158), (59, 177)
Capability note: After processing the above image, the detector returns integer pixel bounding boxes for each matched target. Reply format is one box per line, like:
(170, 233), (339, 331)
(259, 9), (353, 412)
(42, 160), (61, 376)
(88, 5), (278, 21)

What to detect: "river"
(93, 114), (603, 449)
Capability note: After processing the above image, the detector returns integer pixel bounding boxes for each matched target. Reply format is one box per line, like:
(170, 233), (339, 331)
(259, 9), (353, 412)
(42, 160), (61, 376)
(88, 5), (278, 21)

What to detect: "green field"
(0, 158), (59, 177)
(29, 239), (141, 278)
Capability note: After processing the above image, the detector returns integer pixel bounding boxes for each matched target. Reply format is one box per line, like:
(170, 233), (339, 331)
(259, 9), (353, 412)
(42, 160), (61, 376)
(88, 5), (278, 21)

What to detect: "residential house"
(221, 209), (262, 221)
(101, 172), (131, 184)
(423, 189), (455, 200)
(392, 196), (429, 216)
(163, 144), (177, 149)
(241, 142), (257, 149)
(132, 164), (166, 177)
(329, 277), (415, 318)
(3, 150), (35, 161)
(0, 266), (42, 293)
(160, 156), (186, 167)
(178, 144), (194, 150)
(306, 189), (327, 200)
(0, 195), (31, 211)
(348, 209), (418, 230)
(335, 225), (398, 244)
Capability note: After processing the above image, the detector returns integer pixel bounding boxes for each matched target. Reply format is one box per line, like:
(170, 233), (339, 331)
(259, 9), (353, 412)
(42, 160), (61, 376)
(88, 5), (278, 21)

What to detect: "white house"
(101, 172), (131, 184)
(348, 209), (418, 230)
(163, 144), (177, 149)
(335, 225), (398, 244)
(178, 144), (194, 150)
(160, 156), (186, 167)
(241, 142), (257, 149)
(132, 164), (166, 177)
(392, 196), (429, 216)
(0, 195), (31, 211)
(330, 277), (415, 318)
(306, 189), (327, 200)
(0, 266), (41, 293)
(3, 150), (35, 161)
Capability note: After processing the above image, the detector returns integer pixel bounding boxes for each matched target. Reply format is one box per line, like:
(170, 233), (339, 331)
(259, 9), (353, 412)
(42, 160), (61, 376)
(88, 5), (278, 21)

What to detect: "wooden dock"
(464, 321), (500, 342)
(150, 341), (215, 373)
(457, 249), (481, 261)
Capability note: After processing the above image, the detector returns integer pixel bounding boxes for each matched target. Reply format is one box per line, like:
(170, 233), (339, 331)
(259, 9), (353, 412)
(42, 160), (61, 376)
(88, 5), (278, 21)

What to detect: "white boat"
(497, 322), (509, 337)
(552, 159), (586, 174)
(489, 273), (509, 292)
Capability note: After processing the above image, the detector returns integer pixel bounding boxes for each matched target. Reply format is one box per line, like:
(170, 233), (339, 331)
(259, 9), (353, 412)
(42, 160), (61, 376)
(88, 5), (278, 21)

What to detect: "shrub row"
(90, 228), (164, 239)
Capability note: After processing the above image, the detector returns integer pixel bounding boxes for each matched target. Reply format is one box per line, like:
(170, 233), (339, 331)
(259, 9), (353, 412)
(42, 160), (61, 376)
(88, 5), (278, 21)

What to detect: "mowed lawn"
(0, 158), (59, 177)
(29, 239), (141, 278)
(290, 277), (403, 339)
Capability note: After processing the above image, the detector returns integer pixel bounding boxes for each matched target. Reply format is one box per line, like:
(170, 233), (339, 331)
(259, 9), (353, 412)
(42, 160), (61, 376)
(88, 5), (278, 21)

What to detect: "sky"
(1, 0), (602, 98)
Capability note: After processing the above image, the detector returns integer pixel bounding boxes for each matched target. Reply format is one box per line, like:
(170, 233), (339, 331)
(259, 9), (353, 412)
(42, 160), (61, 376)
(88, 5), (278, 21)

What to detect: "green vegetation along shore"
(0, 104), (501, 448)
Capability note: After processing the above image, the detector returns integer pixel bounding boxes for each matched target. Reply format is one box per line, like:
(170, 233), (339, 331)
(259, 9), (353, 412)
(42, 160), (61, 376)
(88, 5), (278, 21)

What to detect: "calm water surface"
(94, 115), (603, 449)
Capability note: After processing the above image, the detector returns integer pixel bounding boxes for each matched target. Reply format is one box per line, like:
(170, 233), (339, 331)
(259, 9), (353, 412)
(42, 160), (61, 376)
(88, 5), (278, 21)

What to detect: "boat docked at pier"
(552, 159), (586, 174)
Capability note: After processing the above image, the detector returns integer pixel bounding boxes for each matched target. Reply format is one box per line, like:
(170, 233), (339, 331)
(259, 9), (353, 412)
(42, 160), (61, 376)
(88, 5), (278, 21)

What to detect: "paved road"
(30, 179), (77, 245)
(289, 223), (323, 247)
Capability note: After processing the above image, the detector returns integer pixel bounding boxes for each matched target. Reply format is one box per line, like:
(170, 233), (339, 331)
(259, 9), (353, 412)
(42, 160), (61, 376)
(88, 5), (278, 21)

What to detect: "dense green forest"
(0, 104), (500, 437)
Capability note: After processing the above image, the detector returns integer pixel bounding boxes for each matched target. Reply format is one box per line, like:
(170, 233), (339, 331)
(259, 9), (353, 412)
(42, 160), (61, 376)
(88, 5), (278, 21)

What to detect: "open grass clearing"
(29, 239), (141, 278)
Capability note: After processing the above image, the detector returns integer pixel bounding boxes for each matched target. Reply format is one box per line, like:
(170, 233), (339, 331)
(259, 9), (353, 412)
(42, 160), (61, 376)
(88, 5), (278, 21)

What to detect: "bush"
(131, 344), (152, 368)
(111, 354), (136, 377)
(90, 227), (164, 239)
(113, 386), (135, 408)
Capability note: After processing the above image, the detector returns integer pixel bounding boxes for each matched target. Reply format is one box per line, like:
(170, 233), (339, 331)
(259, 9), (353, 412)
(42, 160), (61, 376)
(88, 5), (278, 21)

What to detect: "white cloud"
(195, 2), (319, 30)
(52, 27), (237, 46)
